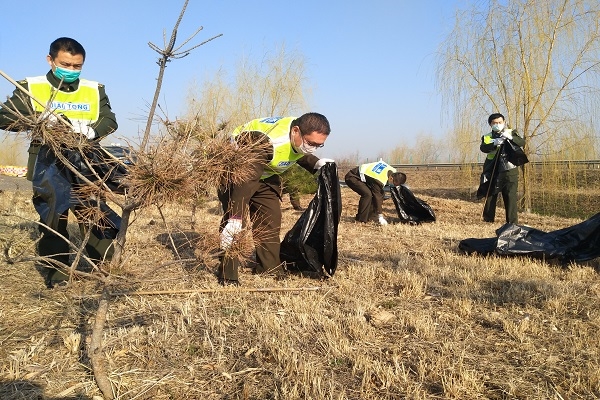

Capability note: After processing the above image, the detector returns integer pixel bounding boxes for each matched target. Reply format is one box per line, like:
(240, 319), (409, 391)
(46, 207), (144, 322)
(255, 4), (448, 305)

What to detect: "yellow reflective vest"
(27, 76), (100, 128)
(359, 161), (397, 185)
(232, 116), (304, 180)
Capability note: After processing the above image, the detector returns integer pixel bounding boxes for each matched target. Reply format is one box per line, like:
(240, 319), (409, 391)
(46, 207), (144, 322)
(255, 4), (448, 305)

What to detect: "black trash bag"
(390, 184), (436, 224)
(476, 168), (499, 200)
(67, 145), (129, 194)
(280, 162), (342, 277)
(504, 140), (529, 167)
(458, 212), (600, 263)
(32, 144), (122, 235)
(457, 236), (497, 256)
(476, 153), (501, 200)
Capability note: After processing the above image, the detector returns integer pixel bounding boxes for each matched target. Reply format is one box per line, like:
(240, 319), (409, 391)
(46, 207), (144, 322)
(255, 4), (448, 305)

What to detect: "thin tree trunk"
(88, 286), (114, 399)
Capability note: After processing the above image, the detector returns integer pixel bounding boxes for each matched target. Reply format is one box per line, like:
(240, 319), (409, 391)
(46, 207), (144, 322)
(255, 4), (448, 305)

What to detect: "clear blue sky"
(0, 1), (464, 162)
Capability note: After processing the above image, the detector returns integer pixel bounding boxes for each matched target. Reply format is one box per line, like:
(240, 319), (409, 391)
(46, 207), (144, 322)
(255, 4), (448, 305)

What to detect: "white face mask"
(297, 140), (318, 155)
(491, 123), (505, 132)
(293, 129), (318, 155)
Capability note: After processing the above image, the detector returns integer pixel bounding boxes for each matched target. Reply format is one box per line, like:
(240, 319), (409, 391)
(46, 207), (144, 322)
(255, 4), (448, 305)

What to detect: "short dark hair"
(293, 112), (331, 136)
(488, 113), (505, 125)
(391, 172), (406, 186)
(49, 37), (86, 61)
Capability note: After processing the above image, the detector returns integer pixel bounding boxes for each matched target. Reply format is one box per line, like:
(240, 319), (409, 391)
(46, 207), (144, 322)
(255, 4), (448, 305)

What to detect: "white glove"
(500, 129), (513, 140)
(492, 137), (505, 146)
(46, 113), (59, 124)
(314, 158), (335, 170)
(220, 218), (243, 250)
(378, 214), (388, 226)
(42, 111), (67, 126)
(72, 121), (97, 139)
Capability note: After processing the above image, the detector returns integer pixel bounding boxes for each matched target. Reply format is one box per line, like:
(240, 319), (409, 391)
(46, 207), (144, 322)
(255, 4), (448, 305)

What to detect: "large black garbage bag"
(458, 212), (600, 263)
(504, 140), (529, 167)
(476, 154), (501, 200)
(280, 162), (342, 277)
(32, 144), (123, 234)
(390, 184), (436, 224)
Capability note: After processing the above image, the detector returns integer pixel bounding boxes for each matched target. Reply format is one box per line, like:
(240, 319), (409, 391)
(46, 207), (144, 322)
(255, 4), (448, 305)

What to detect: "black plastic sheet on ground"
(458, 212), (600, 264)
(280, 162), (342, 277)
(390, 184), (436, 224)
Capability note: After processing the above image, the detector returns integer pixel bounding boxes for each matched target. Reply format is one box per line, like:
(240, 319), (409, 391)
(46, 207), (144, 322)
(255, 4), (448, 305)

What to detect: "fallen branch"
(73, 286), (323, 299)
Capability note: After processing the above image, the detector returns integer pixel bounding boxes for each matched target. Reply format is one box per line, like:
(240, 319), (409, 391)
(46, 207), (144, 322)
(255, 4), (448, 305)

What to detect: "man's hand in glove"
(500, 129), (513, 140)
(492, 137), (505, 146)
(72, 121), (97, 139)
(220, 217), (243, 250)
(378, 214), (388, 226)
(42, 112), (70, 127)
(314, 158), (335, 170)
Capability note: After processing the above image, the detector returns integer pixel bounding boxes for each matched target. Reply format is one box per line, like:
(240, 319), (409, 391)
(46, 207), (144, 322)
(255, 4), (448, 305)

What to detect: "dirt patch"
(0, 175), (30, 192)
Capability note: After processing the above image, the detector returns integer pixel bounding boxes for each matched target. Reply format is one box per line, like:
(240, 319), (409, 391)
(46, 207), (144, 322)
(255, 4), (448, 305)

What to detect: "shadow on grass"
(0, 380), (91, 400)
(155, 231), (214, 273)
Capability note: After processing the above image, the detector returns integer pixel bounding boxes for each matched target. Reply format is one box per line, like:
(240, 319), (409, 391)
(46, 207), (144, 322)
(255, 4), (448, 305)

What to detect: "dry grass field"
(0, 171), (599, 399)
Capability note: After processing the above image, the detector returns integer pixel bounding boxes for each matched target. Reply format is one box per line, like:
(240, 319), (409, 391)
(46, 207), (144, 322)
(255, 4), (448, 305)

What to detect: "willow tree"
(437, 0), (600, 211)
(184, 44), (309, 138)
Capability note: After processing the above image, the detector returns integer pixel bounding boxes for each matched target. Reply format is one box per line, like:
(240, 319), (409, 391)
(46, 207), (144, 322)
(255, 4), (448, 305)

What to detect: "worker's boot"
(290, 198), (304, 211)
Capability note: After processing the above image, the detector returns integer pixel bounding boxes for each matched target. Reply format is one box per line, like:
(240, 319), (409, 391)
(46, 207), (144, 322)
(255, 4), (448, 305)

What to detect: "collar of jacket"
(45, 70), (79, 92)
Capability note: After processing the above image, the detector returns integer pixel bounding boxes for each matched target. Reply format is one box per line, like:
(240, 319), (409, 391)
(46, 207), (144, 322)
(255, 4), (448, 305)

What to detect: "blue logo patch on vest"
(260, 117), (283, 124)
(51, 101), (91, 112)
(371, 162), (387, 174)
(277, 161), (292, 168)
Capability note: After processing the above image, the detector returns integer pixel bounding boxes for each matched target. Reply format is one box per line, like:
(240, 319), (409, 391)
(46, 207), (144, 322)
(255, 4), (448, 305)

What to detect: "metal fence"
(390, 160), (600, 171)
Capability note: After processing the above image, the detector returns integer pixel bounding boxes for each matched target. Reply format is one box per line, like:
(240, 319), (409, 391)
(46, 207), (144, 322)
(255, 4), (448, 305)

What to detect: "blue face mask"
(53, 65), (81, 83)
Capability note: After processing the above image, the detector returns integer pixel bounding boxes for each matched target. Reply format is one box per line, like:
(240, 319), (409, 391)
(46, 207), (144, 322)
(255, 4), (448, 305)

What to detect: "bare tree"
(412, 133), (444, 164)
(437, 0), (600, 210)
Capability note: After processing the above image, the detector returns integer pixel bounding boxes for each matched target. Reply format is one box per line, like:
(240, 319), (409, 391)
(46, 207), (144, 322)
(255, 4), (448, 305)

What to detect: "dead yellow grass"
(0, 180), (599, 399)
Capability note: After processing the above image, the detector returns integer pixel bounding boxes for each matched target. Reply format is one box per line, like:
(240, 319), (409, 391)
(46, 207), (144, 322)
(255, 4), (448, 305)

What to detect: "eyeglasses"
(298, 128), (325, 148)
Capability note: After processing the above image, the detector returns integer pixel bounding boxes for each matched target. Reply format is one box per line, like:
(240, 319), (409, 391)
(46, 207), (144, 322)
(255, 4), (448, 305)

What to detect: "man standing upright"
(479, 113), (525, 224)
(0, 37), (118, 287)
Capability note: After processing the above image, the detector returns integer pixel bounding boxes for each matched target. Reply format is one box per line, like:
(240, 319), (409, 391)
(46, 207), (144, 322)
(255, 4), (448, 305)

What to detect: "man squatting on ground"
(217, 114), (334, 285)
(344, 160), (406, 225)
(480, 113), (525, 224)
(0, 37), (118, 287)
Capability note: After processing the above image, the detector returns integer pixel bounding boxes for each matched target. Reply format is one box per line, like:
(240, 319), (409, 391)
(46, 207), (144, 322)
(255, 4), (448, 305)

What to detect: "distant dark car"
(102, 145), (136, 165)
(384, 184), (391, 200)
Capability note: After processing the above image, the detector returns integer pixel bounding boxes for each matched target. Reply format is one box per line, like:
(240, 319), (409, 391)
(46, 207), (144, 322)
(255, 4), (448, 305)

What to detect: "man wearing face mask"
(479, 113), (525, 224)
(217, 113), (334, 285)
(0, 37), (118, 287)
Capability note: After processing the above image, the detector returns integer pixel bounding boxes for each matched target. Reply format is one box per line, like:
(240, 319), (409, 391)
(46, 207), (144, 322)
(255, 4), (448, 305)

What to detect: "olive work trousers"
(217, 183), (285, 281)
(483, 170), (519, 224)
(344, 169), (377, 223)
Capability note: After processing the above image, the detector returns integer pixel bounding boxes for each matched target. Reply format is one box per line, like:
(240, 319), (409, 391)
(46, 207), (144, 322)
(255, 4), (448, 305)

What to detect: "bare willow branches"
(436, 0), (600, 210)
